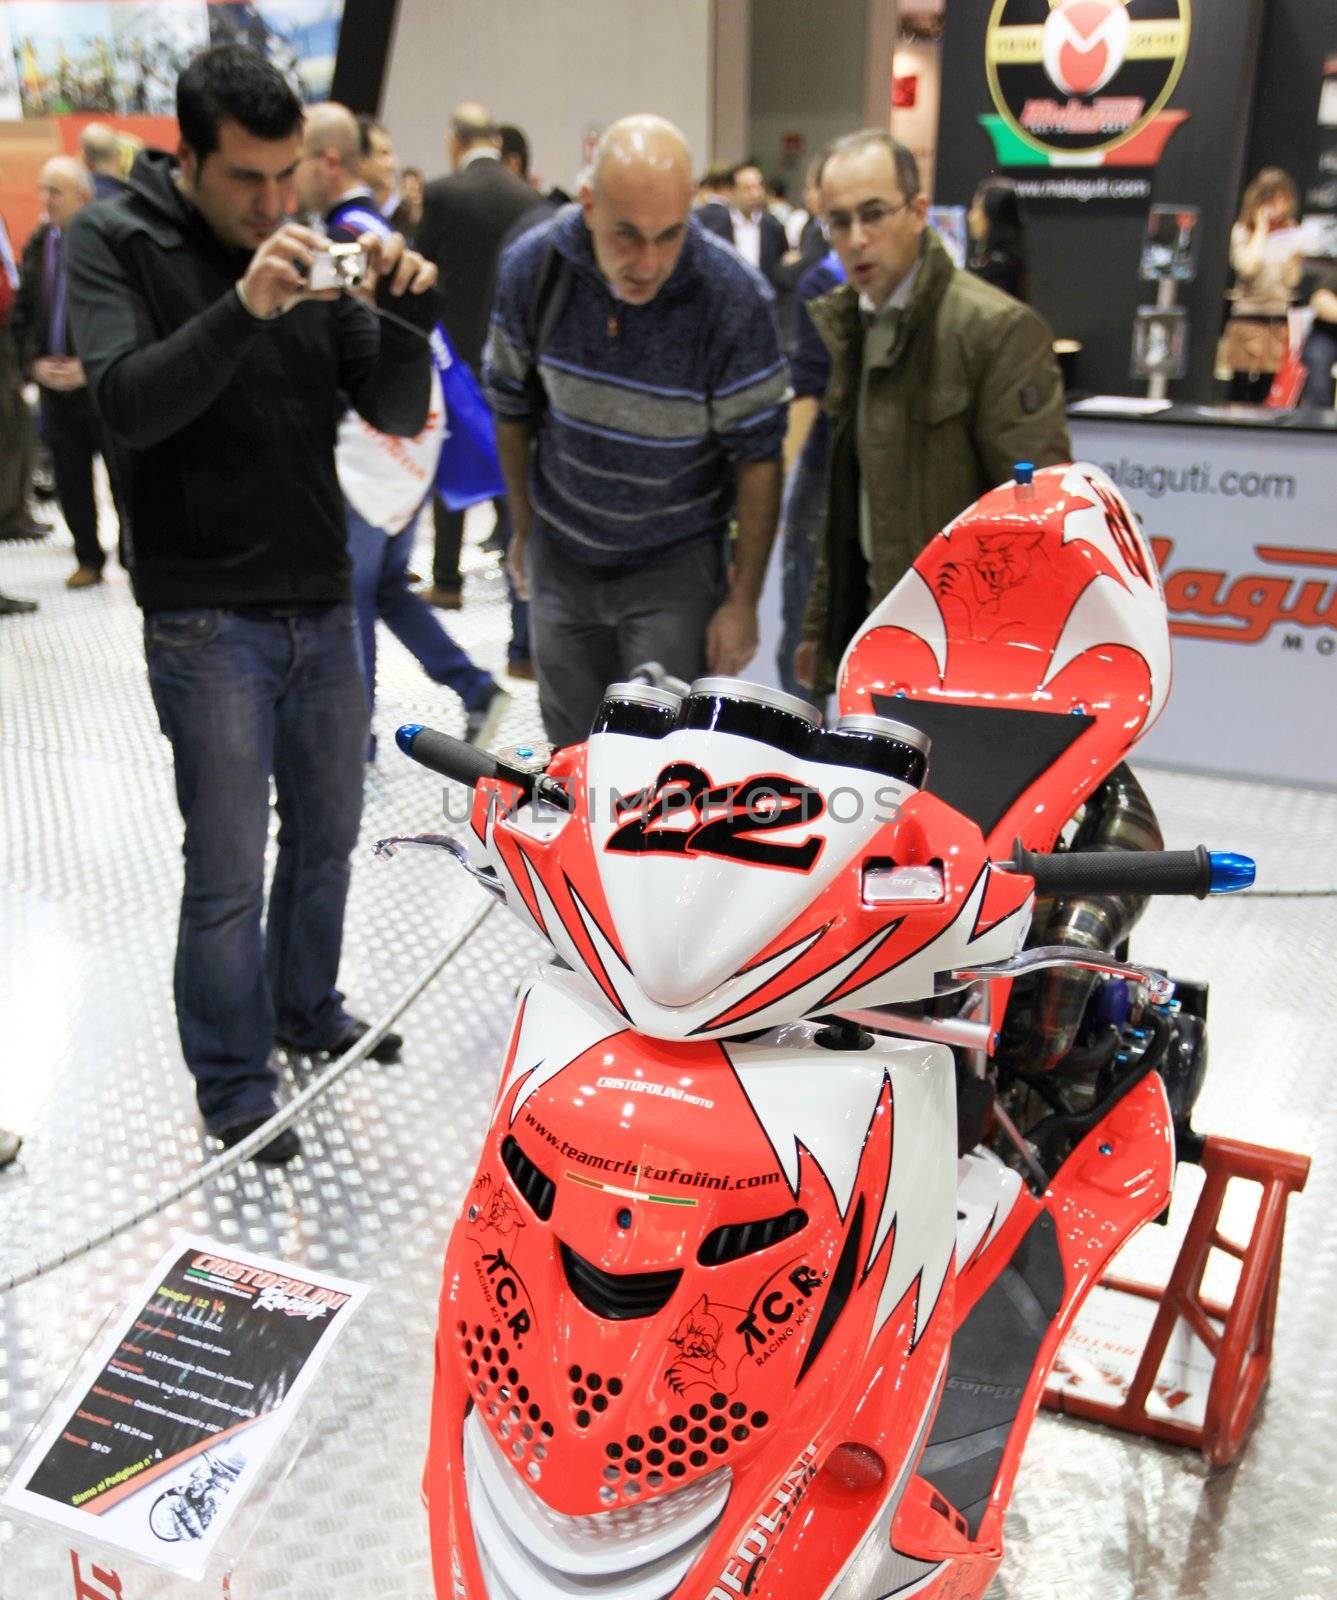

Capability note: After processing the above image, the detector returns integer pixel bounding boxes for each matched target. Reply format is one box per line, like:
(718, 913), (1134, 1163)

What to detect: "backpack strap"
(530, 241), (574, 367)
(326, 198), (393, 242)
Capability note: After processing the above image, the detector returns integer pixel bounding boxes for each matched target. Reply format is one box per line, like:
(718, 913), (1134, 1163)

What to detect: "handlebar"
(393, 724), (1257, 904)
(395, 724), (499, 787)
(395, 723), (573, 814)
(1000, 841), (1255, 899)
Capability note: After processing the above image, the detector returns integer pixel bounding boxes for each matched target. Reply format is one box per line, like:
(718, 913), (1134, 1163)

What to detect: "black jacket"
(12, 220), (80, 373)
(67, 150), (432, 612)
(414, 155), (547, 367)
(694, 201), (788, 285)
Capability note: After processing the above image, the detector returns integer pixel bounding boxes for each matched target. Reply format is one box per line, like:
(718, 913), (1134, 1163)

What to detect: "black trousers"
(0, 331), (34, 537)
(431, 495), (465, 588)
(41, 386), (105, 572)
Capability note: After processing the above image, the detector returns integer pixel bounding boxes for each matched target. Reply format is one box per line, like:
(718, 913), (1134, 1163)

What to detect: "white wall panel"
(748, 0), (872, 182)
(382, 0), (713, 194)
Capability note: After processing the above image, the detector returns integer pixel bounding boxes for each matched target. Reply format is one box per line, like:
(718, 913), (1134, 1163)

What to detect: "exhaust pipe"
(996, 764), (1163, 1075)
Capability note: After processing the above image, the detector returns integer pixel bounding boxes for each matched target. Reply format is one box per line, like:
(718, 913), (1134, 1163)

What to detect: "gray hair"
(822, 130), (920, 202)
(79, 122), (121, 173)
(451, 102), (496, 148)
(40, 155), (93, 197)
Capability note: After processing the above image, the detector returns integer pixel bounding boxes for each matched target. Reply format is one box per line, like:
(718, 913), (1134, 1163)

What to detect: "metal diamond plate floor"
(2, 512), (1335, 1600)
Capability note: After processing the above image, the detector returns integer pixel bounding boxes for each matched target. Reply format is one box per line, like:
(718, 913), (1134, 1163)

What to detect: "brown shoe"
(66, 566), (104, 590)
(507, 657), (537, 681)
(420, 583), (463, 610)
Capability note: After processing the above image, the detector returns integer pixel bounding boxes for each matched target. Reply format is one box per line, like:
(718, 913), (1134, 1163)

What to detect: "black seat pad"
(871, 696), (1095, 839)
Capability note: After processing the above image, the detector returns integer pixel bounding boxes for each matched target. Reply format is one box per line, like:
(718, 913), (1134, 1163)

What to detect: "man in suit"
(1, 196), (48, 566)
(12, 156), (119, 588)
(414, 102), (546, 611)
(695, 162), (788, 285)
(356, 113), (415, 234)
(80, 123), (131, 201)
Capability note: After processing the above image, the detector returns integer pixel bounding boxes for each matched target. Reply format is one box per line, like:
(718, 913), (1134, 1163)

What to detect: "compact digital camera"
(307, 242), (369, 292)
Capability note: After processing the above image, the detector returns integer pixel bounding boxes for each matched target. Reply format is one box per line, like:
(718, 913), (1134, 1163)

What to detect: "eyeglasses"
(826, 198), (916, 238)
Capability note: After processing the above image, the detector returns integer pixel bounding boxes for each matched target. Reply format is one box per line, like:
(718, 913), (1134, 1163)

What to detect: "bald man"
(485, 115), (789, 747)
(12, 155), (115, 586)
(293, 100), (365, 216)
(415, 100), (546, 610)
(79, 122), (130, 200)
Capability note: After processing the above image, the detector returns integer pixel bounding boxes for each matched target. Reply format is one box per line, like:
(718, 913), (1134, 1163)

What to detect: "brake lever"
(373, 834), (508, 901)
(948, 945), (1174, 1004)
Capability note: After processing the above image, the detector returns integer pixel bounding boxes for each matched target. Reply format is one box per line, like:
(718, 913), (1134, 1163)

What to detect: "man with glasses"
(795, 131), (1069, 693)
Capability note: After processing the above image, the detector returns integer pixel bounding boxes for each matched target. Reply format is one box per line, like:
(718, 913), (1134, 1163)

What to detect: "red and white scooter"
(385, 463), (1306, 1599)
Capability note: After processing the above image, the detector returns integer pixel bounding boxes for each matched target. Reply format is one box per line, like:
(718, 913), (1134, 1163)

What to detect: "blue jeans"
(1301, 324), (1337, 409)
(145, 605), (368, 1133)
(489, 498), (531, 665)
(346, 500), (494, 724)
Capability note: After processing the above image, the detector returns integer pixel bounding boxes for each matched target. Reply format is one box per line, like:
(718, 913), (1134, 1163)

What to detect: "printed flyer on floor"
(1, 1235), (368, 1579)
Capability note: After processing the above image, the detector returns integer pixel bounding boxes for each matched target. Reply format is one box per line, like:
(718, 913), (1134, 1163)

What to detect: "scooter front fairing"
(425, 964), (962, 1598)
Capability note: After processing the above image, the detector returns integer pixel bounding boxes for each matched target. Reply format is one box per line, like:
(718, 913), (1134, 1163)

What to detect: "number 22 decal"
(606, 762), (825, 872)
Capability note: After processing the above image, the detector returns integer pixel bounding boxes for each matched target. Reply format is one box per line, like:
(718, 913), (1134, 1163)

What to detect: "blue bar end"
(1208, 852), (1256, 894)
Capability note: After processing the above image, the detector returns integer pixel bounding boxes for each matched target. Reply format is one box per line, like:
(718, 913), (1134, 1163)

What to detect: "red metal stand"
(1044, 1135), (1310, 1466)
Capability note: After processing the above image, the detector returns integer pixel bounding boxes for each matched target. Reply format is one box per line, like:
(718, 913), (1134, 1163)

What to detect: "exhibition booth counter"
(1068, 399), (1337, 787)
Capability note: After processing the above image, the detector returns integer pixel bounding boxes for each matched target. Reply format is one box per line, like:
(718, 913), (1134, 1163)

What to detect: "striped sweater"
(484, 205), (788, 568)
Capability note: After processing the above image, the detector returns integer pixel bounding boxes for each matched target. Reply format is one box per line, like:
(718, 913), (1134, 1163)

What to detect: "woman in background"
(967, 177), (1029, 303)
(1223, 168), (1303, 403)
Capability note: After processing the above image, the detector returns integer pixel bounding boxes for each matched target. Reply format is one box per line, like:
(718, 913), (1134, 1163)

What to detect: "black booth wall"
(330, 0), (402, 115)
(932, 0), (1267, 402)
(1247, 0), (1337, 217)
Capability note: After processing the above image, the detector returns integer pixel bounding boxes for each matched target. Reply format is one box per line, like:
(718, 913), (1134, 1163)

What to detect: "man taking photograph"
(67, 45), (438, 1164)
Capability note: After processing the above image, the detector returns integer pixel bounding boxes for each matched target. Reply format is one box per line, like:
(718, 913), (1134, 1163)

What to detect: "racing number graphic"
(1092, 480), (1153, 585)
(606, 762), (826, 872)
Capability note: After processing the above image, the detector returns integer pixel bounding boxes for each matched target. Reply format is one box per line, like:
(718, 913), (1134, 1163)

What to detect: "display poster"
(1139, 204), (1199, 282)
(0, 3), (20, 119)
(1130, 304), (1187, 380)
(0, 1), (348, 242)
(927, 204), (968, 268)
(2, 0), (343, 117)
(203, 1), (345, 105)
(1070, 416), (1337, 785)
(2, 1236), (367, 1580)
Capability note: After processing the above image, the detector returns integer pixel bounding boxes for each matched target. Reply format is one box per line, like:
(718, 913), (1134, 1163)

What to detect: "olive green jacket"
(802, 229), (1071, 687)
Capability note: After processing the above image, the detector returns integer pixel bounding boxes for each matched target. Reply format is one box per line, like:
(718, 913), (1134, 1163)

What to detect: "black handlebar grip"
(395, 724), (498, 788)
(1009, 842), (1214, 900)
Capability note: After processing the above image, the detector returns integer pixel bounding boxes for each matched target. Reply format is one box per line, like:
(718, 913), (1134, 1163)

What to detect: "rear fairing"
(838, 462), (1171, 856)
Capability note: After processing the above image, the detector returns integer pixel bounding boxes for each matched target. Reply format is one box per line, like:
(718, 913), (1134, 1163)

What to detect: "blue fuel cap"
(1014, 461), (1034, 486)
(1208, 852), (1256, 894)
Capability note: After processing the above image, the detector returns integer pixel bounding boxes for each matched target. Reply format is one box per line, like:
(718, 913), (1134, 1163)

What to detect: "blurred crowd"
(3, 39), (1326, 1171)
(0, 46), (1071, 1166)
